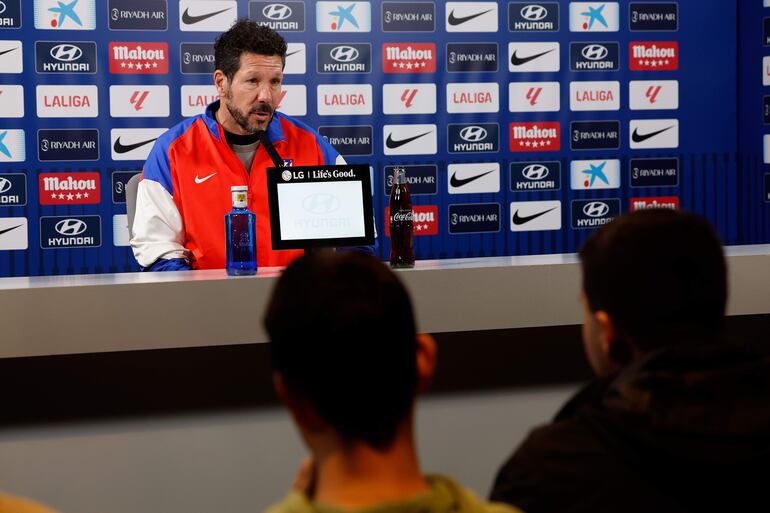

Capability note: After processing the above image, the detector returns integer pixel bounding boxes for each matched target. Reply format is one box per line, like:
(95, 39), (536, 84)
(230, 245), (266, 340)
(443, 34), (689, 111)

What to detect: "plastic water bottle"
(225, 185), (257, 276)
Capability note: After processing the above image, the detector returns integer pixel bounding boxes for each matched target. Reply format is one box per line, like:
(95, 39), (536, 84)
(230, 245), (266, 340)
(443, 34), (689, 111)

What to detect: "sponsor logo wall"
(0, 1), (763, 276)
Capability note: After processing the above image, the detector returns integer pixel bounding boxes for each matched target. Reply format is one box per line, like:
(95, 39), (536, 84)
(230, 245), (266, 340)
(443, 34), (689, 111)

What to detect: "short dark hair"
(214, 19), (287, 80)
(579, 209), (727, 352)
(264, 252), (418, 449)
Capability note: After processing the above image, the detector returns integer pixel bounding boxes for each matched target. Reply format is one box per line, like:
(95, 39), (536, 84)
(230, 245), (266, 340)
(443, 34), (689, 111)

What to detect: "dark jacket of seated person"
(489, 209), (770, 513)
(262, 252), (522, 513)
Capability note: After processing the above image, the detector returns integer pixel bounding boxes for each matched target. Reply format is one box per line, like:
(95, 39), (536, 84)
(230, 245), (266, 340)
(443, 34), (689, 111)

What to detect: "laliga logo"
(263, 4), (292, 20)
(303, 193), (340, 214)
(521, 4), (547, 21)
(582, 44), (608, 61)
(460, 126), (488, 142)
(522, 164), (549, 180)
(51, 44), (82, 62)
(583, 201), (610, 218)
(55, 218), (87, 236)
(330, 45), (359, 63)
(0, 177), (11, 194)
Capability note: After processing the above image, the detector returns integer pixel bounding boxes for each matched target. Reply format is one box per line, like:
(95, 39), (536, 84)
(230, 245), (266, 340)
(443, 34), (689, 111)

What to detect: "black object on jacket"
(489, 342), (770, 513)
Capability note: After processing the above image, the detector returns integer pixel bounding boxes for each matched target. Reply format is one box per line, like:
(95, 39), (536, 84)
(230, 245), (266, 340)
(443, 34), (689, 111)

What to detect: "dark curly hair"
(214, 19), (288, 80)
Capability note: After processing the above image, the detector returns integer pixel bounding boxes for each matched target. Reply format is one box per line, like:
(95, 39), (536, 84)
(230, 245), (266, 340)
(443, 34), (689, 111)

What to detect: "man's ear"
(273, 372), (326, 434)
(415, 333), (437, 394)
(214, 70), (228, 97)
(593, 310), (622, 365)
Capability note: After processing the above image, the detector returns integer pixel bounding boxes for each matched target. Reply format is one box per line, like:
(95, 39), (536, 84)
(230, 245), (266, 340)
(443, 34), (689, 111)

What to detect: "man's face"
(220, 52), (283, 134)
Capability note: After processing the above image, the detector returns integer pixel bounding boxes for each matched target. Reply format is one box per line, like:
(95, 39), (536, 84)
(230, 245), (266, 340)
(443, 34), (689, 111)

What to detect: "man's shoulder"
(275, 112), (323, 140)
(426, 475), (525, 513)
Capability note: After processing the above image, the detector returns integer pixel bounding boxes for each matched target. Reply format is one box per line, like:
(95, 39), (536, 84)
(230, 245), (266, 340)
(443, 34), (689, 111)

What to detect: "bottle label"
(232, 190), (247, 208)
(390, 209), (414, 223)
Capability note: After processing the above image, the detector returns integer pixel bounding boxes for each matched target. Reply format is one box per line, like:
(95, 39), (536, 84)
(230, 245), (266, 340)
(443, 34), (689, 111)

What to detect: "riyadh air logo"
(179, 0), (237, 32)
(509, 82), (560, 112)
(0, 40), (23, 73)
(510, 200), (561, 232)
(0, 130), (25, 162)
(0, 86), (24, 118)
(316, 2), (371, 32)
(383, 43), (436, 73)
(448, 163), (500, 194)
(249, 1), (305, 31)
(448, 123), (499, 153)
(383, 124), (437, 155)
(629, 80), (678, 110)
(630, 3), (678, 32)
(38, 129), (99, 161)
(509, 42), (560, 72)
(108, 0), (168, 31)
(41, 215), (101, 248)
(39, 172), (100, 205)
(570, 159), (620, 190)
(509, 2), (559, 32)
(0, 217), (28, 250)
(629, 119), (679, 149)
(571, 199), (619, 229)
(35, 41), (97, 73)
(446, 2), (498, 32)
(34, 0), (96, 30)
(569, 2), (619, 32)
(383, 84), (436, 114)
(110, 85), (169, 117)
(449, 203), (500, 234)
(510, 162), (560, 191)
(382, 2), (435, 32)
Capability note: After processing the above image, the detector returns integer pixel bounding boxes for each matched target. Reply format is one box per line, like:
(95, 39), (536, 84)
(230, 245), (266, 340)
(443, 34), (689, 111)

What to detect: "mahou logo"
(39, 172), (100, 205)
(385, 205), (438, 236)
(630, 196), (679, 211)
(629, 41), (678, 71)
(510, 122), (560, 152)
(382, 43), (436, 73)
(109, 42), (169, 74)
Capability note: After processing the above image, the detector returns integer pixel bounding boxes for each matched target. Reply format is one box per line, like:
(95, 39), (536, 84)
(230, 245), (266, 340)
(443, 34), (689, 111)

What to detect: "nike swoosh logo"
(631, 125), (674, 143)
(182, 7), (232, 25)
(286, 50), (301, 58)
(448, 9), (493, 26)
(0, 224), (22, 237)
(113, 136), (158, 154)
(450, 170), (495, 188)
(0, 47), (18, 58)
(386, 131), (432, 149)
(195, 172), (217, 184)
(510, 48), (555, 66)
(512, 207), (557, 226)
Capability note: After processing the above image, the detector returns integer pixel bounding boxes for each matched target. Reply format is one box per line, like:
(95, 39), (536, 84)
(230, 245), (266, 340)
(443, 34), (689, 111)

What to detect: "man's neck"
(311, 425), (429, 509)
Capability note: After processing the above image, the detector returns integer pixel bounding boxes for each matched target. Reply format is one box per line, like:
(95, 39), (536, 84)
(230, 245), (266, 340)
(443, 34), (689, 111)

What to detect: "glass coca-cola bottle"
(388, 167), (415, 268)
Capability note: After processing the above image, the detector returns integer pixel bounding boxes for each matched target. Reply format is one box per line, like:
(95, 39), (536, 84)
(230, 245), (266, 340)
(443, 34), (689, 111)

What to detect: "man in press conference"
(131, 20), (360, 271)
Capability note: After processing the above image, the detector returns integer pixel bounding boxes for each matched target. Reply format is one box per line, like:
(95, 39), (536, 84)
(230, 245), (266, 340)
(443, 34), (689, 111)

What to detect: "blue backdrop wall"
(0, 0), (767, 277)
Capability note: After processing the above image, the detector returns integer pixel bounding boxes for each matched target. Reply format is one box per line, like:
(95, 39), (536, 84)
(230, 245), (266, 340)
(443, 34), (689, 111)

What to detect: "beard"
(222, 87), (274, 134)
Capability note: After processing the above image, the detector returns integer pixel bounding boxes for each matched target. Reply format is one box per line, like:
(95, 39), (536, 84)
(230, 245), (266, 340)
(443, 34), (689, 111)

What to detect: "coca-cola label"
(385, 205), (438, 236)
(390, 209), (414, 223)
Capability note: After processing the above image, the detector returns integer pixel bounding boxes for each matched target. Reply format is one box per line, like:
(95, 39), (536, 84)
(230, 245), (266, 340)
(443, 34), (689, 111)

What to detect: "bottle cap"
(231, 185), (248, 192)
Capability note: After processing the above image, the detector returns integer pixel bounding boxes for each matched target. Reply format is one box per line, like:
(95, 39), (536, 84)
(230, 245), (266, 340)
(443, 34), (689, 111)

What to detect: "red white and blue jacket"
(131, 101), (346, 270)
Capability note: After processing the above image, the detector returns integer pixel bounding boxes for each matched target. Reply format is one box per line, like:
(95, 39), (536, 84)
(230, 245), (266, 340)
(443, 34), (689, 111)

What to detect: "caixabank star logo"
(34, 0), (96, 30)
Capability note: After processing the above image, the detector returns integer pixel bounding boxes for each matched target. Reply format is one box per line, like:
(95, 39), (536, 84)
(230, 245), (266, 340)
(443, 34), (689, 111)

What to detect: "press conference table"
(2, 246), (770, 360)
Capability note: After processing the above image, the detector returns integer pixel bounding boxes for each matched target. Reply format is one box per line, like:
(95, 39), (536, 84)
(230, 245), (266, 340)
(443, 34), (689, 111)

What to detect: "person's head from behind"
(579, 209), (727, 376)
(264, 252), (435, 452)
(213, 19), (287, 134)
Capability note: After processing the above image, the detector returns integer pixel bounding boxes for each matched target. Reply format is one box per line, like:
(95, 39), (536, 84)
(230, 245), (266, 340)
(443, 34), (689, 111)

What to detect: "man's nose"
(256, 84), (272, 102)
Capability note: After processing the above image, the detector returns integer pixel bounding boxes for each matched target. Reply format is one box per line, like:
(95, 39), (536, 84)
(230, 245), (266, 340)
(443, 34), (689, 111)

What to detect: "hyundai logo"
(522, 164), (549, 180)
(520, 4), (547, 21)
(50, 44), (82, 62)
(0, 177), (11, 194)
(303, 193), (340, 214)
(0, 2), (6, 15)
(55, 218), (87, 236)
(582, 44), (608, 61)
(263, 4), (292, 20)
(459, 126), (488, 142)
(583, 202), (610, 218)
(330, 45), (359, 63)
